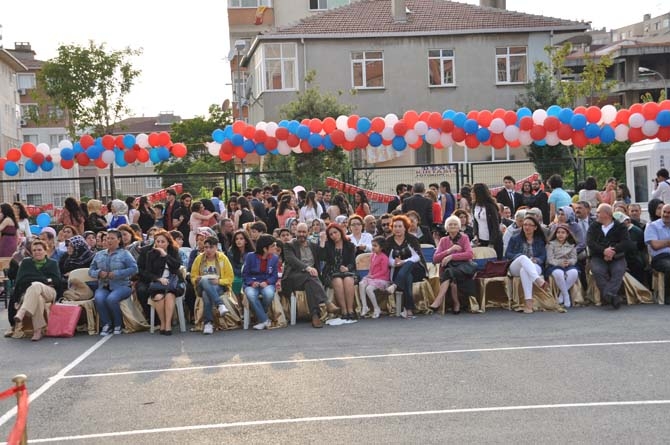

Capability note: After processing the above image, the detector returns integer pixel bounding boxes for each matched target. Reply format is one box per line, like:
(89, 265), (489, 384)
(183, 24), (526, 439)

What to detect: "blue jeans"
(244, 285), (275, 323)
(94, 286), (132, 328)
(393, 261), (417, 311)
(198, 278), (224, 323)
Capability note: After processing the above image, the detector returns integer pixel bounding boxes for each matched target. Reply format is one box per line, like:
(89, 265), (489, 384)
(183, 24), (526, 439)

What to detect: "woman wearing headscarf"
(59, 235), (95, 278)
(550, 206), (586, 260)
(108, 199), (129, 229)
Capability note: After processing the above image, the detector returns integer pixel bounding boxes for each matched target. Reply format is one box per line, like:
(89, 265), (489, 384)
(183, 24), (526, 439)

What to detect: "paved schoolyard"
(1, 304), (670, 444)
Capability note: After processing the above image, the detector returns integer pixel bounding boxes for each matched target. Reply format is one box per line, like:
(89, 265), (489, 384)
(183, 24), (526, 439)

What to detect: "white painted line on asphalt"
(62, 339), (670, 379)
(0, 335), (112, 428)
(16, 399), (670, 443)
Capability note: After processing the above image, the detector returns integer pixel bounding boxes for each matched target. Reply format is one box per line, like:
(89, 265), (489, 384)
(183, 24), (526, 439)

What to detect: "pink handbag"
(46, 303), (82, 337)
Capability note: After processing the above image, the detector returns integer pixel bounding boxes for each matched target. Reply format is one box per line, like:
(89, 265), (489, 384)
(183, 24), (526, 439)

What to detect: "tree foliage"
(39, 41), (142, 138)
(263, 70), (355, 190)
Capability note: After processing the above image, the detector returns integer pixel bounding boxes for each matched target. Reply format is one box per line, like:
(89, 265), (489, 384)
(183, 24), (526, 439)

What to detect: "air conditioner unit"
(19, 118), (27, 127)
(17, 88), (26, 96)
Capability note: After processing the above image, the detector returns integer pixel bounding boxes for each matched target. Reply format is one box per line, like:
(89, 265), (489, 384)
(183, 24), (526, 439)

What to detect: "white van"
(625, 139), (670, 213)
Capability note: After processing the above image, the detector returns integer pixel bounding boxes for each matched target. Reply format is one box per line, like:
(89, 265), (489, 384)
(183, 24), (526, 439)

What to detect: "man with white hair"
(586, 204), (633, 309)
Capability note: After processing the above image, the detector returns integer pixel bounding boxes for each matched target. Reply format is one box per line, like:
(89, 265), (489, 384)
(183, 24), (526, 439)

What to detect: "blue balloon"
(464, 119), (479, 134)
(87, 147), (101, 160)
(585, 123), (600, 139)
(657, 110), (670, 127)
(4, 161), (19, 176)
(255, 143), (267, 156)
(442, 109), (456, 120)
(212, 128), (225, 143)
(356, 117), (371, 133)
(535, 139), (547, 146)
(223, 125), (233, 139)
(368, 132), (382, 147)
(149, 149), (160, 163)
(41, 160), (54, 172)
(269, 149), (279, 155)
(73, 142), (83, 154)
(323, 135), (335, 150)
(30, 225), (41, 235)
(24, 159), (38, 173)
(600, 125), (615, 143)
(558, 108), (574, 124)
(476, 127), (491, 142)
(296, 125), (310, 140)
(243, 139), (256, 153)
(392, 136), (407, 151)
(308, 133), (323, 148)
(547, 105), (561, 117)
(288, 120), (300, 134)
(36, 212), (51, 228)
(278, 120), (289, 128)
(60, 148), (74, 160)
(570, 114), (587, 130)
(453, 112), (467, 128)
(231, 134), (244, 146)
(157, 147), (170, 161)
(116, 157), (128, 167)
(517, 107), (532, 119)
(123, 134), (136, 149)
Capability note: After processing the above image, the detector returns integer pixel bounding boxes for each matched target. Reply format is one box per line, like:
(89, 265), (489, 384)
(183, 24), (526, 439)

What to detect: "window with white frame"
(23, 134), (39, 144)
(309, 0), (349, 10)
(351, 51), (384, 89)
(46, 105), (65, 120)
(228, 0), (271, 8)
(428, 49), (455, 86)
(232, 70), (248, 103)
(261, 43), (297, 91)
(49, 134), (69, 148)
(17, 73), (36, 90)
(27, 194), (43, 206)
(145, 177), (162, 189)
(20, 104), (38, 120)
(496, 46), (527, 84)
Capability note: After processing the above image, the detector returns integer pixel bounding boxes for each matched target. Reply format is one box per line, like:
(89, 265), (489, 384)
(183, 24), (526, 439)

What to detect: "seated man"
(586, 204), (633, 309)
(280, 223), (335, 328)
(645, 203), (670, 304)
(190, 236), (234, 334)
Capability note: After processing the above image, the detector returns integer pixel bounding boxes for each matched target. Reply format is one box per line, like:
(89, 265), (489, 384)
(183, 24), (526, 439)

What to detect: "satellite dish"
(222, 99), (230, 111)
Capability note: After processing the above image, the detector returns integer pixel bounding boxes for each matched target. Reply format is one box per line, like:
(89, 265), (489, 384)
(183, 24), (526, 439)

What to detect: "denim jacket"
(89, 248), (138, 290)
(505, 234), (547, 266)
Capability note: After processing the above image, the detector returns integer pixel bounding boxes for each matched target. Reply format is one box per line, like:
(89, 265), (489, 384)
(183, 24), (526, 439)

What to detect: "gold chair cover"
(384, 279), (435, 316)
(508, 276), (567, 313)
(120, 297), (150, 333)
(622, 273), (653, 304)
(652, 270), (665, 304)
(547, 275), (585, 307)
(63, 299), (99, 335)
(193, 291), (243, 331)
(475, 277), (509, 312)
(241, 292), (288, 329)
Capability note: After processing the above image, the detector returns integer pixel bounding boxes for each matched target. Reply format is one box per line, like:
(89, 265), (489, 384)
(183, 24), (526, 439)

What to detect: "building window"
(27, 194), (43, 206)
(233, 70), (248, 104)
(228, 0), (271, 8)
(415, 142), (433, 165)
(46, 105), (65, 120)
(428, 49), (455, 86)
(145, 177), (161, 189)
(351, 51), (384, 89)
(496, 46), (527, 84)
(23, 134), (39, 144)
(309, 0), (349, 10)
(664, 19), (670, 28)
(50, 134), (69, 148)
(17, 73), (36, 90)
(260, 43), (297, 91)
(20, 104), (39, 120)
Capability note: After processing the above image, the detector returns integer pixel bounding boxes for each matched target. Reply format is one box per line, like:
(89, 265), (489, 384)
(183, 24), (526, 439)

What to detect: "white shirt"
(474, 205), (490, 241)
(601, 221), (614, 237)
(651, 180), (670, 203)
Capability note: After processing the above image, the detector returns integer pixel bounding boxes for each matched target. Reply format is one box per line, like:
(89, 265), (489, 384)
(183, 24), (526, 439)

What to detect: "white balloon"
(629, 113), (644, 128)
(206, 142), (221, 156)
(344, 128), (357, 142)
(101, 150), (115, 164)
(37, 143), (50, 155)
(381, 127), (395, 141)
(614, 124), (629, 142)
(336, 115), (349, 131)
(532, 109), (547, 125)
(503, 125), (520, 142)
(265, 122), (278, 137)
(559, 139), (573, 146)
(58, 139), (73, 150)
(425, 129), (440, 145)
(519, 131), (533, 146)
(545, 132), (560, 146)
(414, 121), (428, 136)
(384, 113), (399, 127)
(405, 129), (419, 144)
(439, 132), (453, 148)
(255, 121), (267, 131)
(136, 133), (149, 148)
(489, 118), (506, 134)
(291, 145), (303, 153)
(642, 120), (659, 137)
(601, 105), (617, 124)
(278, 141), (291, 155)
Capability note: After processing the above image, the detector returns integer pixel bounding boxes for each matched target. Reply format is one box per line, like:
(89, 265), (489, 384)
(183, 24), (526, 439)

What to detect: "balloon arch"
(4, 102), (670, 175)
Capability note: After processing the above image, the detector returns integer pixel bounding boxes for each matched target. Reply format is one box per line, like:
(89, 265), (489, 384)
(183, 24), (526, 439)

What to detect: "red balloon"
(354, 133), (369, 148)
(76, 153), (90, 166)
(115, 135), (125, 149)
(544, 116), (560, 132)
(382, 138), (392, 146)
(172, 143), (187, 158)
(428, 112), (443, 129)
(124, 150), (137, 163)
(572, 130), (588, 148)
(21, 143), (37, 157)
(465, 134), (479, 148)
(658, 127), (670, 141)
(254, 130), (267, 143)
(61, 159), (75, 169)
(243, 125), (256, 140)
(0, 158), (5, 171)
(6, 148), (21, 162)
(557, 123), (573, 140)
(287, 134), (300, 147)
(509, 140), (521, 148)
(220, 152), (233, 162)
(466, 110), (479, 121)
(642, 101), (660, 120)
(157, 132), (171, 147)
(519, 116), (533, 131)
(441, 119), (454, 133)
(477, 110), (493, 128)
(300, 118), (310, 126)
(616, 109), (631, 125)
(347, 115), (359, 129)
(322, 117), (337, 133)
(232, 120), (246, 134)
(94, 158), (108, 169)
(136, 149), (150, 163)
(221, 140), (234, 154)
(342, 141), (355, 151)
(300, 140), (313, 153)
(275, 127), (289, 140)
(148, 133), (160, 147)
(628, 127), (644, 143)
(234, 146), (247, 159)
(80, 134), (95, 149)
(403, 110), (419, 127)
(309, 119), (322, 134)
(629, 103), (643, 115)
(32, 153), (45, 165)
(585, 106), (602, 123)
(393, 121), (408, 136)
(492, 108), (506, 119)
(102, 135), (115, 150)
(265, 137), (278, 150)
(491, 133), (506, 149)
(410, 140), (423, 149)
(371, 117), (385, 133)
(330, 130), (345, 145)
(573, 106), (587, 115)
(452, 127), (466, 142)
(660, 100), (670, 111)
(503, 110), (518, 126)
(418, 111), (431, 123)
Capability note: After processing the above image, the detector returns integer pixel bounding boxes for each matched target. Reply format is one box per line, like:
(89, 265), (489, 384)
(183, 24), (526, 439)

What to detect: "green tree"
(263, 70), (355, 190)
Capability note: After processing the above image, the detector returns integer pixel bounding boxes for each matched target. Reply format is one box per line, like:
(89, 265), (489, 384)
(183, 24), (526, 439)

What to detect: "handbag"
(445, 260), (478, 277)
(148, 274), (183, 296)
(476, 260), (510, 278)
(46, 303), (83, 338)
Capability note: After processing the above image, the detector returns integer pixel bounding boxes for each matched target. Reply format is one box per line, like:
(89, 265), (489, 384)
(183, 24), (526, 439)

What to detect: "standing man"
(587, 204), (632, 309)
(496, 176), (522, 215)
(164, 189), (181, 232)
(651, 168), (670, 203)
(387, 184), (407, 213)
(401, 182), (433, 230)
(531, 179), (550, 225)
(250, 187), (268, 224)
(645, 203), (670, 304)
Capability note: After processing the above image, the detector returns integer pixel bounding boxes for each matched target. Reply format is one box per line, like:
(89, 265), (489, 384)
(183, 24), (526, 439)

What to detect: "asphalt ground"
(1, 304), (670, 444)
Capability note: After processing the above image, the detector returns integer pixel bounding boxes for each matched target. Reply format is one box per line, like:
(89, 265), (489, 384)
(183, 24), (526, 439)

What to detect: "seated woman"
(137, 230), (183, 335)
(545, 224), (578, 308)
(505, 216), (548, 314)
(89, 228), (138, 336)
(385, 214), (428, 319)
(117, 224), (142, 261)
(347, 215), (372, 256)
(11, 240), (63, 341)
(242, 234), (280, 330)
(59, 235), (95, 279)
(320, 223), (357, 320)
(453, 209), (475, 242)
(430, 215), (475, 314)
(227, 229), (254, 297)
(39, 227), (63, 262)
(406, 210), (435, 246)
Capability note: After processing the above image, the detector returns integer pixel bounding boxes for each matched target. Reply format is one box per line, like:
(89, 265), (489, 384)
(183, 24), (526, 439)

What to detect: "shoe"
(164, 330), (172, 336)
(372, 309), (381, 319)
(100, 324), (111, 336)
(326, 301), (340, 314)
(203, 322), (214, 335)
(113, 326), (122, 335)
(400, 310), (416, 320)
(341, 312), (350, 321)
(360, 306), (369, 317)
(539, 280), (550, 292)
(611, 294), (621, 310)
(311, 314), (323, 328)
(31, 330), (43, 341)
(159, 330), (166, 335)
(386, 284), (397, 294)
(218, 304), (229, 316)
(523, 300), (534, 314)
(564, 295), (571, 309)
(253, 320), (270, 330)
(452, 309), (461, 315)
(558, 295), (564, 305)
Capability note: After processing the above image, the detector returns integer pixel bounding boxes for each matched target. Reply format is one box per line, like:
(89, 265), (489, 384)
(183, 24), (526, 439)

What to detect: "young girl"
(358, 236), (391, 319)
(546, 223), (578, 308)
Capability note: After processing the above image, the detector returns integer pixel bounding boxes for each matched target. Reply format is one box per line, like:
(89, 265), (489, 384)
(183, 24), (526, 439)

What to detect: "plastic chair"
(420, 244), (435, 264)
(0, 257), (13, 308)
(150, 295), (187, 333)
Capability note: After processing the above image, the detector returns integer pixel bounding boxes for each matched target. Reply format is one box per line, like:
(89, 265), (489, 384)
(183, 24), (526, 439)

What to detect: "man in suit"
(496, 176), (523, 215)
(280, 223), (337, 327)
(401, 182), (433, 229)
(387, 183), (407, 213)
(250, 187), (267, 224)
(574, 201), (595, 234)
(531, 179), (550, 225)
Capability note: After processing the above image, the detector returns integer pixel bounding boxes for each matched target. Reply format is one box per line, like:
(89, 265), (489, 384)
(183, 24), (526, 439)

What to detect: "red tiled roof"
(265, 0), (587, 37)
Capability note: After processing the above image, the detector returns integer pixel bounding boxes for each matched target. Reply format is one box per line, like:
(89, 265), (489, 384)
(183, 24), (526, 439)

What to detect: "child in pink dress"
(358, 237), (391, 318)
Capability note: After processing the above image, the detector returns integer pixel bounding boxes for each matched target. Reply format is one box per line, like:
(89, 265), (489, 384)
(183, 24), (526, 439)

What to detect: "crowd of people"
(2, 171), (667, 340)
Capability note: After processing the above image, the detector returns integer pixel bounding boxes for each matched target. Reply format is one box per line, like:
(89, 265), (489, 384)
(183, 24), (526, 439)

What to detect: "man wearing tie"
(496, 176), (522, 214)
